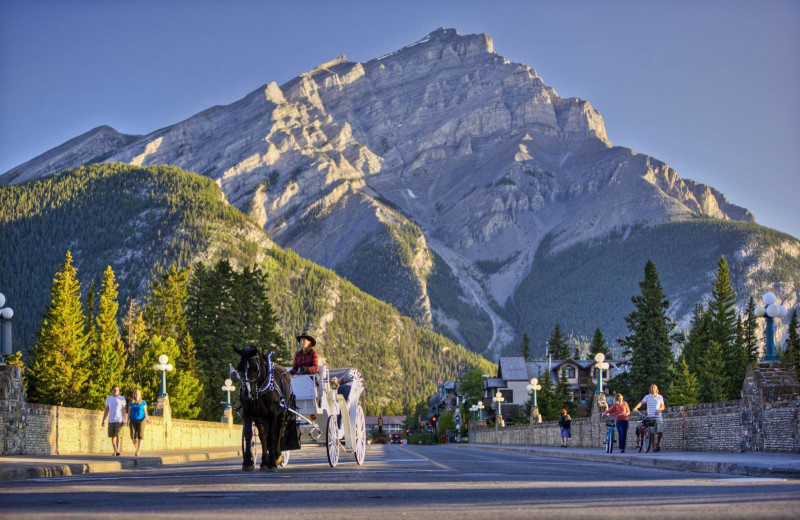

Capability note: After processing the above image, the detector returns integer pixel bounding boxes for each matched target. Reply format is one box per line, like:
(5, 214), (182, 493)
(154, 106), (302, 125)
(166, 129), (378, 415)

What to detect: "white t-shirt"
(641, 393), (664, 417)
(105, 395), (127, 423)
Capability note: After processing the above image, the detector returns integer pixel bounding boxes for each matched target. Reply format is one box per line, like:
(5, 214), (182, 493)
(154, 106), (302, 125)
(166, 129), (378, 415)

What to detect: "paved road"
(1, 444), (798, 519)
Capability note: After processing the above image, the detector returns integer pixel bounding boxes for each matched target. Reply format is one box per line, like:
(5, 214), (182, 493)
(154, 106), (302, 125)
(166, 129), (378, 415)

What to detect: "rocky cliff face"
(2, 28), (766, 358)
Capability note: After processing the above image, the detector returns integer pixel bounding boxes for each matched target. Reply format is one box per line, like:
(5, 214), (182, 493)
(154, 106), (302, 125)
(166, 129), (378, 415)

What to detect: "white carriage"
(283, 365), (366, 467)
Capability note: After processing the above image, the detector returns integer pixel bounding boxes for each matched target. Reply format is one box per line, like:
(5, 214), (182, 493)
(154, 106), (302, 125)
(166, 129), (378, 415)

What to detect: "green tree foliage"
(85, 266), (127, 410)
(619, 260), (676, 402)
(784, 309), (800, 377)
(458, 367), (486, 407)
(742, 297), (760, 363)
(707, 256), (746, 399)
(547, 323), (570, 360)
(121, 299), (148, 392)
(683, 304), (711, 375)
(697, 340), (729, 403)
(438, 410), (456, 432)
(669, 357), (699, 407)
(520, 333), (532, 361)
(186, 259), (287, 421)
(589, 328), (610, 359)
(555, 368), (576, 416)
(26, 251), (89, 406)
(534, 369), (559, 421)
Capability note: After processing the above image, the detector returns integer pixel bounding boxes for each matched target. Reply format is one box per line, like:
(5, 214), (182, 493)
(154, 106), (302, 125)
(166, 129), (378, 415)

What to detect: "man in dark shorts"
(101, 385), (126, 456)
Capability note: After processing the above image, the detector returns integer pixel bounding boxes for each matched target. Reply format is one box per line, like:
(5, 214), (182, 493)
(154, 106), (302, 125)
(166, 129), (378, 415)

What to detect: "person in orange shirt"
(601, 393), (631, 452)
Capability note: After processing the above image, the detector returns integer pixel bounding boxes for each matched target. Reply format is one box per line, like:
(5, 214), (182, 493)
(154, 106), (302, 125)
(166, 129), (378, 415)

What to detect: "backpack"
(560, 415), (571, 428)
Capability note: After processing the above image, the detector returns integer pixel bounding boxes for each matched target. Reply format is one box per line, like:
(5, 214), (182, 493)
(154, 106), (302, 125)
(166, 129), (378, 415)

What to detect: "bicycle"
(604, 415), (616, 453)
(633, 411), (656, 453)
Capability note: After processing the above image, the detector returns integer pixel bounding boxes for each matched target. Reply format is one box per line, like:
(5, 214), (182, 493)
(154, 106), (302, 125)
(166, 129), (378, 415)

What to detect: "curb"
(0, 449), (242, 481)
(456, 444), (800, 479)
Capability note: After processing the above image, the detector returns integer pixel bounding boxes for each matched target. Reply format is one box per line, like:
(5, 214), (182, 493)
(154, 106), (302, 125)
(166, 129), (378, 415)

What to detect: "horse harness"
(240, 350), (287, 409)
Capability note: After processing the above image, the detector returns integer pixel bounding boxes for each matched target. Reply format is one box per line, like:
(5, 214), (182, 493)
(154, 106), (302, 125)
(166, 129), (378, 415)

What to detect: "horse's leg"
(274, 407), (286, 467)
(242, 418), (255, 471)
(256, 419), (270, 471)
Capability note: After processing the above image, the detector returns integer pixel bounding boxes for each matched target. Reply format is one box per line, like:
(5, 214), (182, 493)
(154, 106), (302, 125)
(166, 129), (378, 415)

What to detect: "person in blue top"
(127, 389), (149, 457)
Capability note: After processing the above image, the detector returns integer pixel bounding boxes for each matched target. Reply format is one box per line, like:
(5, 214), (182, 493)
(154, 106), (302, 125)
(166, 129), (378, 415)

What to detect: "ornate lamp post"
(527, 377), (542, 423)
(594, 353), (610, 395)
(493, 391), (505, 430)
(221, 375), (236, 424)
(0, 292), (14, 359)
(754, 291), (790, 362)
(476, 400), (484, 420)
(153, 354), (173, 417)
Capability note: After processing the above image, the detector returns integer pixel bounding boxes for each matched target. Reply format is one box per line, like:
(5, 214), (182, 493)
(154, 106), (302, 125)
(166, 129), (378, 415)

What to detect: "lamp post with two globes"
(469, 401), (485, 422)
(754, 291), (790, 362)
(153, 354), (174, 417)
(0, 293), (14, 360)
(493, 391), (505, 431)
(221, 375), (236, 424)
(594, 353), (610, 395)
(527, 377), (542, 423)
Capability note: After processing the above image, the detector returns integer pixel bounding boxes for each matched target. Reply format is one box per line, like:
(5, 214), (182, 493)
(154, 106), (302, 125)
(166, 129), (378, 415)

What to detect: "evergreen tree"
(683, 304), (711, 375)
(669, 357), (699, 406)
(26, 251), (88, 406)
(85, 266), (126, 410)
(555, 368), (576, 416)
(84, 280), (97, 362)
(520, 333), (532, 361)
(589, 328), (610, 359)
(547, 323), (570, 360)
(535, 369), (559, 421)
(697, 340), (728, 403)
(785, 309), (800, 377)
(742, 297), (760, 363)
(458, 367), (486, 406)
(618, 260), (676, 402)
(707, 256), (742, 398)
(121, 299), (148, 392)
(726, 315), (748, 399)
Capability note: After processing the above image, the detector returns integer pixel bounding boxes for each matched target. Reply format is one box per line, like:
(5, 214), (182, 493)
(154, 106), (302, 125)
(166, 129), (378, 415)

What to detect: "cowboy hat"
(296, 332), (316, 347)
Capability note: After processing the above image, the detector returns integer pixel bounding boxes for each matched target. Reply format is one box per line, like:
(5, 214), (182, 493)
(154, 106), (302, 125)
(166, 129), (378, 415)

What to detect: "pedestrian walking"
(101, 385), (126, 456)
(601, 393), (631, 452)
(127, 389), (149, 457)
(558, 409), (572, 447)
(633, 383), (666, 451)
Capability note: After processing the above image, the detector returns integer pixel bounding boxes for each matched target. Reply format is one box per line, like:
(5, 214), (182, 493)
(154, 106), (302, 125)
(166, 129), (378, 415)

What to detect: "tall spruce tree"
(85, 266), (126, 410)
(555, 368), (576, 416)
(707, 256), (744, 398)
(27, 251), (88, 406)
(742, 297), (760, 363)
(683, 304), (711, 375)
(619, 260), (676, 402)
(698, 340), (728, 403)
(121, 299), (148, 392)
(547, 323), (570, 360)
(520, 333), (532, 361)
(535, 369), (559, 421)
(784, 309), (800, 376)
(589, 328), (610, 359)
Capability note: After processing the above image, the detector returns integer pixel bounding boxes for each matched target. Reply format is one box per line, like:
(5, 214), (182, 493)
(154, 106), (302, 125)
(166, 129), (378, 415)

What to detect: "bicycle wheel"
(637, 426), (645, 453)
(608, 428), (615, 453)
(644, 428), (653, 453)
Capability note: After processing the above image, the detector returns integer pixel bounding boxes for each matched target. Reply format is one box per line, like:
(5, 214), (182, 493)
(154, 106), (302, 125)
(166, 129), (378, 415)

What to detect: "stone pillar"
(741, 363), (800, 453)
(221, 406), (233, 426)
(154, 395), (172, 449)
(530, 408), (542, 424)
(591, 393), (607, 447)
(0, 365), (26, 455)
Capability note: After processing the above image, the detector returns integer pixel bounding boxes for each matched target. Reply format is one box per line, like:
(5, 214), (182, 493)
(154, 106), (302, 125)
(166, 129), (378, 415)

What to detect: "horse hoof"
(243, 464), (255, 472)
(268, 466), (278, 472)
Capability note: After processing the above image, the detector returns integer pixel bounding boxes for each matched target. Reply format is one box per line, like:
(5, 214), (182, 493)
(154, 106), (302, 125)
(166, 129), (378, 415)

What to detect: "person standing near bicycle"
(601, 394), (631, 452)
(632, 384), (665, 452)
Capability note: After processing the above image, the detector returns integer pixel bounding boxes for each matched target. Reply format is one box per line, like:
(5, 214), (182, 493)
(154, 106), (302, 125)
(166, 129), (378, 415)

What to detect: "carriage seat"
(290, 365), (326, 413)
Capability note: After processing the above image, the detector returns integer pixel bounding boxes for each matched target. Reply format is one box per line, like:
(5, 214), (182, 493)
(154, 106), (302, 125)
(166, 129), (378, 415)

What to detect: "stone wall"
(1, 365), (242, 456)
(471, 363), (800, 453)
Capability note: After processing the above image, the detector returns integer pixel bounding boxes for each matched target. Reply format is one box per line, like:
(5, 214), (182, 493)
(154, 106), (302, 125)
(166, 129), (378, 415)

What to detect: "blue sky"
(2, 0), (798, 239)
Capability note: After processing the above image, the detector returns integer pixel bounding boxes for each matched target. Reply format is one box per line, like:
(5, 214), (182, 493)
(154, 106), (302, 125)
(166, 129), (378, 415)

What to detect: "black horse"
(234, 345), (291, 471)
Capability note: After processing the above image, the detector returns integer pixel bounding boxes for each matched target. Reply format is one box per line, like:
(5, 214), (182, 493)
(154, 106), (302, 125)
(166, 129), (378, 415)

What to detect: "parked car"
(389, 434), (403, 445)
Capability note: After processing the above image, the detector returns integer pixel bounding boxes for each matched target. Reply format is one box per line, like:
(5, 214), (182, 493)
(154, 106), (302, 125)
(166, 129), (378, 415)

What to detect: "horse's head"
(234, 345), (278, 402)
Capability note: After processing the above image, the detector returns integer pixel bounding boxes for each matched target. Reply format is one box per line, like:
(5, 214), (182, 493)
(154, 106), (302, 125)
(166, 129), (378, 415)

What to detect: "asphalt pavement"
(1, 443), (798, 481)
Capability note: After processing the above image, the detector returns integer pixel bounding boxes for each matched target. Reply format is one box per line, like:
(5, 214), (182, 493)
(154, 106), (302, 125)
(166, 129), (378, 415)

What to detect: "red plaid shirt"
(291, 348), (319, 374)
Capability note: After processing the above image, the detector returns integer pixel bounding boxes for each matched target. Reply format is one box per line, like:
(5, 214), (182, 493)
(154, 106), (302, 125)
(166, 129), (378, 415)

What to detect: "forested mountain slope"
(0, 163), (494, 413)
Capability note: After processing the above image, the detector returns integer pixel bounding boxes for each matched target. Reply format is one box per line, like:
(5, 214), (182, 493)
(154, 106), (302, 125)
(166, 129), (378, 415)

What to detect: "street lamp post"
(221, 372), (236, 425)
(153, 354), (174, 418)
(594, 353), (610, 395)
(493, 391), (505, 431)
(527, 377), (542, 423)
(754, 291), (790, 362)
(0, 292), (14, 360)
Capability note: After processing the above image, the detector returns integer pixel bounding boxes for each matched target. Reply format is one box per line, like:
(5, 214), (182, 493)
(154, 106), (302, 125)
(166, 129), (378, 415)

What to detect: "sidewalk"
(0, 447), (241, 481)
(459, 443), (800, 478)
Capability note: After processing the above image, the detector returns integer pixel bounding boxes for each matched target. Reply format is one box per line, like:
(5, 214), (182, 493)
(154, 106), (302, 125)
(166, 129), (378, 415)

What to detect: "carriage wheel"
(354, 405), (366, 465)
(326, 415), (340, 468)
(279, 450), (290, 467)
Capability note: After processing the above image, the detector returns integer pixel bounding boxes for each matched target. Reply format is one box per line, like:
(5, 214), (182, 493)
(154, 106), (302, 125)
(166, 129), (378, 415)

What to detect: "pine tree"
(555, 368), (576, 416)
(742, 297), (760, 363)
(26, 251), (88, 406)
(589, 328), (610, 359)
(683, 304), (711, 375)
(697, 340), (728, 403)
(84, 280), (97, 363)
(785, 309), (800, 377)
(707, 256), (741, 398)
(669, 357), (699, 406)
(520, 333), (532, 361)
(85, 266), (126, 410)
(121, 299), (148, 392)
(547, 323), (570, 360)
(535, 369), (559, 421)
(619, 260), (676, 403)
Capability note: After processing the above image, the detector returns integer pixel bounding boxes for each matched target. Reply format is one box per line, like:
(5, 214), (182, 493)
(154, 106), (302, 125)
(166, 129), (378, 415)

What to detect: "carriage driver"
(289, 332), (319, 375)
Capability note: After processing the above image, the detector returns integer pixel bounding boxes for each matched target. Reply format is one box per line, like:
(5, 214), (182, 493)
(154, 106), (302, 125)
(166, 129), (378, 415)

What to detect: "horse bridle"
(240, 350), (276, 402)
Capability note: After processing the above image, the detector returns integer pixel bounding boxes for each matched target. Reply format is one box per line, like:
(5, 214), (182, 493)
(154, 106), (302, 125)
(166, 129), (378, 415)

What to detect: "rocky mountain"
(4, 28), (796, 358)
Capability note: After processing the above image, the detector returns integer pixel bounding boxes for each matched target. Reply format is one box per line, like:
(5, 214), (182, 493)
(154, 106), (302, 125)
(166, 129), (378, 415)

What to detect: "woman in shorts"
(127, 389), (149, 457)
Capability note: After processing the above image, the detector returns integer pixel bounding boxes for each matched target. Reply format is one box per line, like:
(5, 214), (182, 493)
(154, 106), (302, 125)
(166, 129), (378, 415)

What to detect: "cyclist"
(632, 383), (665, 452)
(601, 393), (630, 452)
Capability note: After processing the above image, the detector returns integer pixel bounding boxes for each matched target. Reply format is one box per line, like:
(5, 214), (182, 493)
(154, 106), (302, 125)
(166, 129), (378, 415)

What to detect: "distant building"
(483, 356), (622, 417)
(366, 415), (405, 436)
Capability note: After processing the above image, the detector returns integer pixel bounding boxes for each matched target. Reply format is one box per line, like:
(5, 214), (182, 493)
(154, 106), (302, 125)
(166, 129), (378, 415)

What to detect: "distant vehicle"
(389, 434), (403, 445)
